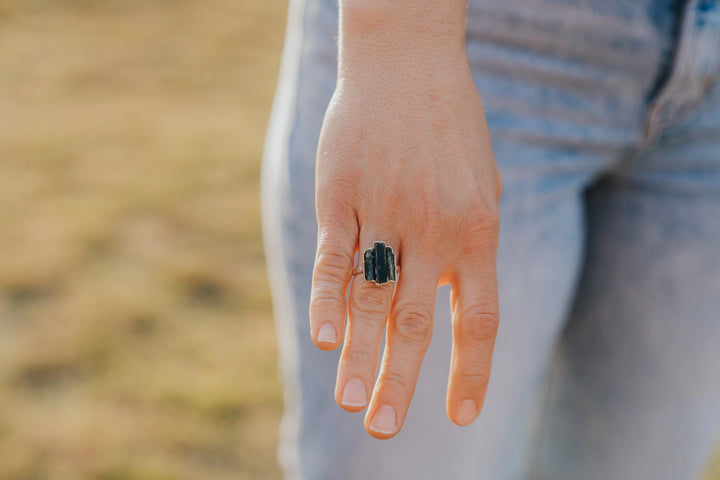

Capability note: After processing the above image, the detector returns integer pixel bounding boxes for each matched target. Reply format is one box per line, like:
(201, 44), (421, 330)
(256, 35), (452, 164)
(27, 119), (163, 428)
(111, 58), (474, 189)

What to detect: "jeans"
(261, 0), (720, 478)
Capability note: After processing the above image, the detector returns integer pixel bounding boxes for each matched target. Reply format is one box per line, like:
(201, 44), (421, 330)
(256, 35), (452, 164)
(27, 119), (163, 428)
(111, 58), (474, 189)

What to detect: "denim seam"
(640, 0), (701, 150)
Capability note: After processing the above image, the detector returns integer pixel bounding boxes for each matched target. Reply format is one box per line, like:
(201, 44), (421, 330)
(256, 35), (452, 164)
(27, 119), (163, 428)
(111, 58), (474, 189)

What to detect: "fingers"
(309, 218), (358, 351)
(335, 236), (398, 412)
(364, 259), (439, 439)
(446, 258), (499, 427)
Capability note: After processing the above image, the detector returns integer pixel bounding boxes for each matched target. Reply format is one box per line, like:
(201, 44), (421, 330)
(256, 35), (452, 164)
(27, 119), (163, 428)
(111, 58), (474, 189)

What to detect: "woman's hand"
(309, 0), (502, 439)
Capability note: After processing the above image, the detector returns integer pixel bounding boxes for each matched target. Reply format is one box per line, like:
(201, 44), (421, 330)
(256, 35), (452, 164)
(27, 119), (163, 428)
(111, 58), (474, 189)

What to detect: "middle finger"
(336, 237), (398, 412)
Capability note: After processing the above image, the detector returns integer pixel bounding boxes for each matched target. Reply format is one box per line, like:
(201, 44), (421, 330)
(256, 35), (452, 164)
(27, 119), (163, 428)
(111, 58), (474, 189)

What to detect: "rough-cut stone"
(385, 247), (396, 281)
(363, 249), (374, 282)
(374, 242), (387, 284)
(362, 242), (396, 284)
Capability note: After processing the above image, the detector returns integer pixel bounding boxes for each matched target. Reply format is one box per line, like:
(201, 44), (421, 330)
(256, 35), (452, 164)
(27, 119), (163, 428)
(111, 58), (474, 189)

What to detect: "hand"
(309, 2), (502, 439)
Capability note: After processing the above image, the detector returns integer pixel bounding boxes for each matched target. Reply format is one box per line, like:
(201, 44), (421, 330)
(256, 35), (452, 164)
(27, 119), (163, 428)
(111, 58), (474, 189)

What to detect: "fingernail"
(370, 405), (397, 434)
(456, 399), (478, 426)
(317, 323), (337, 343)
(341, 378), (367, 407)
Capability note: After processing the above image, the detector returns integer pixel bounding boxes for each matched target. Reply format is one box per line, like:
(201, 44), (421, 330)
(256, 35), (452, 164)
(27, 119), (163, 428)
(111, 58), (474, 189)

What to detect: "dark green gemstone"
(361, 242), (396, 284)
(385, 247), (396, 281)
(363, 249), (374, 282)
(374, 242), (388, 284)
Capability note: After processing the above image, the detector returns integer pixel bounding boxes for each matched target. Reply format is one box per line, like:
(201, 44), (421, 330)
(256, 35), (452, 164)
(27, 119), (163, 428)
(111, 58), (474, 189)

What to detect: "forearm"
(338, 0), (469, 80)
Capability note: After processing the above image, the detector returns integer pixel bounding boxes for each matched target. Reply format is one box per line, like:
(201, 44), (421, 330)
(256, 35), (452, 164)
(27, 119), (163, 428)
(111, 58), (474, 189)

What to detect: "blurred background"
(0, 0), (718, 479)
(0, 0), (282, 478)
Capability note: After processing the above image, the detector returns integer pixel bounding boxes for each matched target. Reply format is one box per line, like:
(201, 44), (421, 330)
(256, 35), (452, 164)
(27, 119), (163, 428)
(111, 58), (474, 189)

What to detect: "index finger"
(309, 217), (358, 350)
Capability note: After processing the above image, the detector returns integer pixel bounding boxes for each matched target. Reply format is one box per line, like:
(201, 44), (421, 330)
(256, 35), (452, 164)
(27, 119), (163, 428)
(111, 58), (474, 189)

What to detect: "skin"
(309, 0), (503, 439)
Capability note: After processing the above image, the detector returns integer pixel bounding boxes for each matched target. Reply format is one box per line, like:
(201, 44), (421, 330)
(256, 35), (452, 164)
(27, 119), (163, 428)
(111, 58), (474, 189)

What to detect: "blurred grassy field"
(0, 0), (285, 478)
(0, 0), (718, 479)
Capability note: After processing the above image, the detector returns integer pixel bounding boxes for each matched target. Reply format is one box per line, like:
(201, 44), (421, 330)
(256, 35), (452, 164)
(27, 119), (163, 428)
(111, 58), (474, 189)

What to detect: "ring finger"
(365, 255), (439, 438)
(335, 236), (399, 412)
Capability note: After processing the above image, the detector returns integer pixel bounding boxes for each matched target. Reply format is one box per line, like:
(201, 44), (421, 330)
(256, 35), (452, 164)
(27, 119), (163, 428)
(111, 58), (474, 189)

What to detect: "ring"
(352, 241), (399, 285)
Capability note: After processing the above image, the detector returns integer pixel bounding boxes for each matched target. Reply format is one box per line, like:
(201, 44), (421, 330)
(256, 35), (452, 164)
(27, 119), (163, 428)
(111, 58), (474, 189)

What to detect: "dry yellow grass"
(0, 0), (284, 478)
(0, 0), (718, 479)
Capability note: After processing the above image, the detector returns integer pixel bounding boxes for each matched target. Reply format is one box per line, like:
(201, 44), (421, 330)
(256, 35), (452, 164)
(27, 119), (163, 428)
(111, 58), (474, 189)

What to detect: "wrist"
(338, 0), (468, 79)
(340, 0), (467, 35)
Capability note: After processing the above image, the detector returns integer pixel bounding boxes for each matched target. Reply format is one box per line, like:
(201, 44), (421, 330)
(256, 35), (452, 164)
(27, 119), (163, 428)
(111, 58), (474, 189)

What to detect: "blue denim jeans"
(261, 0), (720, 478)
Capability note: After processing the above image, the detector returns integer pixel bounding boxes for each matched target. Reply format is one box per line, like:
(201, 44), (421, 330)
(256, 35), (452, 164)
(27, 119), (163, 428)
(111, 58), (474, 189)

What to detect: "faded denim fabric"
(261, 0), (720, 478)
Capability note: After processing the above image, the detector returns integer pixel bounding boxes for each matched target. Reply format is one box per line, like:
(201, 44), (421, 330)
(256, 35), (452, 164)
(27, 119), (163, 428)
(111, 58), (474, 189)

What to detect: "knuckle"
(316, 219), (357, 254)
(351, 285), (391, 317)
(407, 198), (447, 235)
(424, 203), (452, 230)
(392, 307), (433, 344)
(467, 207), (500, 235)
(457, 371), (489, 390)
(381, 370), (414, 393)
(423, 218), (448, 245)
(317, 175), (360, 208)
(462, 211), (500, 254)
(314, 250), (352, 282)
(456, 306), (499, 344)
(343, 347), (375, 366)
(309, 291), (344, 312)
(318, 199), (357, 231)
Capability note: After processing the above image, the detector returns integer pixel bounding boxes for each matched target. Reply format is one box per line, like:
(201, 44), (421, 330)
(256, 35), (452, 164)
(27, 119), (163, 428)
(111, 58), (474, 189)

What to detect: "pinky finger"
(446, 264), (499, 426)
